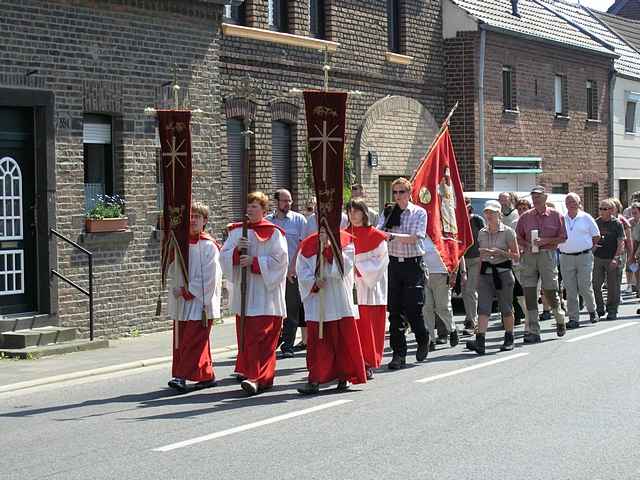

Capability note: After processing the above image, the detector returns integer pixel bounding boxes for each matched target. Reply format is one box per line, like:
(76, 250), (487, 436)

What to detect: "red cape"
(300, 230), (353, 258)
(348, 226), (387, 255)
(189, 231), (221, 249)
(227, 218), (285, 241)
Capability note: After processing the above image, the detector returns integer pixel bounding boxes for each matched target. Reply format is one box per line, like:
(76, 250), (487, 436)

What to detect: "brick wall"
(0, 0), (223, 337)
(445, 30), (611, 200)
(220, 0), (445, 212)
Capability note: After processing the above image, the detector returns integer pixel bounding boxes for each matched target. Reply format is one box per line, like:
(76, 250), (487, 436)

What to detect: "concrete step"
(0, 314), (55, 333)
(0, 327), (77, 349)
(0, 339), (109, 359)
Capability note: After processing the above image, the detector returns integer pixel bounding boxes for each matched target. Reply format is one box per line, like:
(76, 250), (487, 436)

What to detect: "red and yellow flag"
(411, 127), (472, 273)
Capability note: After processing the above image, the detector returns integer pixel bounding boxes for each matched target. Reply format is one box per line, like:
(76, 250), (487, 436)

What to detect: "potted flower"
(85, 194), (128, 233)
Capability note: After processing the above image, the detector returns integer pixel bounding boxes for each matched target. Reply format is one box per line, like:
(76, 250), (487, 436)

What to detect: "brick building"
(607, 0), (640, 20)
(443, 0), (616, 214)
(219, 0), (445, 220)
(0, 0), (230, 341)
(0, 0), (447, 342)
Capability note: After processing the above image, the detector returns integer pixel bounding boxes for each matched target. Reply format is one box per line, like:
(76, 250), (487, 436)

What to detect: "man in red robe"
(221, 192), (288, 395)
(167, 202), (222, 393)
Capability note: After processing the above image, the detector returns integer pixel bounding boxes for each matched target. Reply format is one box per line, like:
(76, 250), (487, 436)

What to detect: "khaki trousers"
(461, 256), (481, 324)
(424, 273), (455, 340)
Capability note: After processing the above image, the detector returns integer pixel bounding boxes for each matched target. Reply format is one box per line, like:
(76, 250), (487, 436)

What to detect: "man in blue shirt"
(266, 189), (308, 357)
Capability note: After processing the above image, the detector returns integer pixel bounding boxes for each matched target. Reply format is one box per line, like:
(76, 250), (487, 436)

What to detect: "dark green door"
(0, 107), (35, 314)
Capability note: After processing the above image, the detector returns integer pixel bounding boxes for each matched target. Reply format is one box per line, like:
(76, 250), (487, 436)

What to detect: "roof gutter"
(478, 25), (486, 191)
(608, 65), (616, 196)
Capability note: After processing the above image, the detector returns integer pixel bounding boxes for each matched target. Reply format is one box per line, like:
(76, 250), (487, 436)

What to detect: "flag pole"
(410, 101), (459, 183)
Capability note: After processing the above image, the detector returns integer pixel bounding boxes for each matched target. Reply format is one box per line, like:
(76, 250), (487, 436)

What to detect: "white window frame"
(0, 250), (25, 295)
(625, 91), (640, 134)
(554, 75), (564, 115)
(0, 156), (23, 241)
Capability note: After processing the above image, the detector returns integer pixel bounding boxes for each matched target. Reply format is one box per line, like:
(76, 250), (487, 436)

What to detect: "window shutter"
(227, 119), (245, 221)
(272, 121), (291, 192)
(562, 75), (569, 116)
(83, 115), (112, 144)
(511, 67), (517, 109)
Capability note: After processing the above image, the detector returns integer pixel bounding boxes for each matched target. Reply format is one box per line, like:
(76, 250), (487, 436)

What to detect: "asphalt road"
(2, 312), (640, 480)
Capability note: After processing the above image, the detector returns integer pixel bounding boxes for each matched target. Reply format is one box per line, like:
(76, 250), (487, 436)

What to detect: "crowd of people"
(165, 180), (640, 396)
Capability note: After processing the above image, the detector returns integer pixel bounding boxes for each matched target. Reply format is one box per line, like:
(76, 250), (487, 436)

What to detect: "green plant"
(86, 194), (126, 220)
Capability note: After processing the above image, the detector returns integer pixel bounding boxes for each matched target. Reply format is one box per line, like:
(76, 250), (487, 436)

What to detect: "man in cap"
(515, 186), (567, 343)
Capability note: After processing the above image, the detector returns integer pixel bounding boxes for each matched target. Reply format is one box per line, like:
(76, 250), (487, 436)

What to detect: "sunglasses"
(392, 190), (407, 195)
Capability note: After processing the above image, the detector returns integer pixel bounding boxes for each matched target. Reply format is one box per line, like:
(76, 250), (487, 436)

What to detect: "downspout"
(478, 26), (487, 190)
(608, 65), (616, 197)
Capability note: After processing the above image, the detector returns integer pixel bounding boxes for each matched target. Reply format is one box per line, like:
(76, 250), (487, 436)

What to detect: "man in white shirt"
(558, 192), (600, 328)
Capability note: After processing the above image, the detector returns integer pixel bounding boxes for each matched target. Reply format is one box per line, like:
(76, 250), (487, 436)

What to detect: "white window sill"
(555, 114), (570, 120)
(385, 52), (414, 65)
(624, 131), (640, 136)
(222, 23), (339, 52)
(503, 108), (520, 115)
(586, 118), (601, 124)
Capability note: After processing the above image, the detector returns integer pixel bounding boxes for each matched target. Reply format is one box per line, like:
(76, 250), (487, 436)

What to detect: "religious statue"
(438, 166), (458, 238)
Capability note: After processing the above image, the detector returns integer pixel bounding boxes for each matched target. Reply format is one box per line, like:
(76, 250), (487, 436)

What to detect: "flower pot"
(85, 217), (128, 233)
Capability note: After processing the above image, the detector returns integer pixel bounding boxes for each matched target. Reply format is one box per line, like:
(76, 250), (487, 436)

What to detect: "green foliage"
(86, 194), (126, 220)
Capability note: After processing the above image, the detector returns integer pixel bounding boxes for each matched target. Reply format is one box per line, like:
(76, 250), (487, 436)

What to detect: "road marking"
(564, 322), (639, 343)
(415, 352), (529, 384)
(153, 399), (353, 452)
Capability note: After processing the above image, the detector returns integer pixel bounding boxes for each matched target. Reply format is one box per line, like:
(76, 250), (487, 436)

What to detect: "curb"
(0, 343), (239, 394)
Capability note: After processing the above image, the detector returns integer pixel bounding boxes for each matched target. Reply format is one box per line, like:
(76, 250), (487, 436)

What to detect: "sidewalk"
(0, 316), (239, 392)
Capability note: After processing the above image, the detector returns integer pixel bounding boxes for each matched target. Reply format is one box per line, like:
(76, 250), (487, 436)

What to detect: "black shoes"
(336, 380), (351, 391)
(449, 330), (459, 347)
(606, 312), (617, 321)
(462, 320), (476, 336)
(168, 378), (187, 393)
(293, 342), (307, 352)
(500, 331), (514, 351)
(429, 341), (436, 352)
(279, 346), (295, 359)
(540, 310), (552, 321)
(466, 333), (486, 355)
(435, 335), (448, 345)
(556, 321), (567, 337)
(416, 343), (429, 362)
(297, 382), (320, 395)
(566, 320), (580, 329)
(194, 379), (218, 390)
(366, 367), (374, 380)
(388, 355), (406, 370)
(523, 333), (542, 344)
(589, 311), (599, 323)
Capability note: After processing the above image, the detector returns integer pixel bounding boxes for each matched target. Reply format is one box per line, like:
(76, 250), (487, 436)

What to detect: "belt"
(389, 255), (422, 264)
(560, 249), (591, 256)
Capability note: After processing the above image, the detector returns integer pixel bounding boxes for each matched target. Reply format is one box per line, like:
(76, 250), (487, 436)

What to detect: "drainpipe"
(608, 66), (616, 197)
(478, 26), (487, 191)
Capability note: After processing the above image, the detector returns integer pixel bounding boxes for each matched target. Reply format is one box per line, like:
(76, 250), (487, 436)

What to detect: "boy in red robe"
(167, 202), (222, 393)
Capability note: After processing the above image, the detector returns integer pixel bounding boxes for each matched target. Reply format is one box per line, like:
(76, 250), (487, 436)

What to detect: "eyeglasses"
(392, 190), (407, 195)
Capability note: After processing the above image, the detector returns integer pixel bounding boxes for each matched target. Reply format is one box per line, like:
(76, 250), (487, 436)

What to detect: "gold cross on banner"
(162, 135), (187, 192)
(309, 121), (342, 181)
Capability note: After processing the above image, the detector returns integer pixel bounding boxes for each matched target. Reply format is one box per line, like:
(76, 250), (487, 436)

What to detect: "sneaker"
(449, 329), (459, 347)
(523, 333), (541, 344)
(500, 331), (514, 351)
(297, 382), (320, 395)
(566, 320), (580, 329)
(589, 312), (599, 324)
(466, 333), (486, 355)
(388, 355), (406, 370)
(336, 380), (351, 391)
(462, 320), (476, 336)
(429, 341), (436, 352)
(232, 373), (246, 383)
(168, 378), (187, 392)
(597, 309), (605, 318)
(366, 367), (374, 380)
(240, 379), (258, 396)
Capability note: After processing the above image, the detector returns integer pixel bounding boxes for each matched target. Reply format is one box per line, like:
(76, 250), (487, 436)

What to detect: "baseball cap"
(530, 185), (546, 194)
(483, 200), (501, 213)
